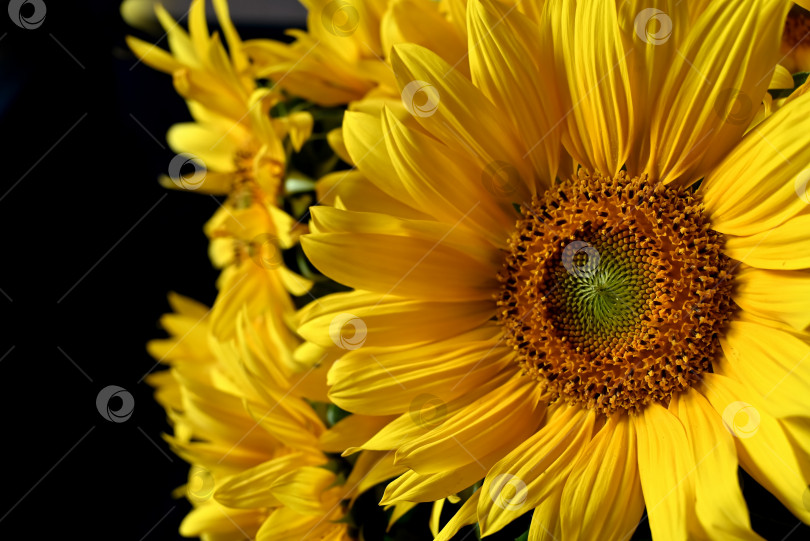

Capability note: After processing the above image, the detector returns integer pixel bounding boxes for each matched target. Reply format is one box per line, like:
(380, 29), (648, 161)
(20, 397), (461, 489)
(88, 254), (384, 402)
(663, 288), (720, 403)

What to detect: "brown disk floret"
(496, 171), (734, 414)
(784, 5), (810, 49)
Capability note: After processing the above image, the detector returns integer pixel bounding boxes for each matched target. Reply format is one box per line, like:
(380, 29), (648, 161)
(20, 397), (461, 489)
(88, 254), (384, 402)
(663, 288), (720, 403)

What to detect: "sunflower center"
(784, 5), (810, 49)
(497, 172), (734, 413)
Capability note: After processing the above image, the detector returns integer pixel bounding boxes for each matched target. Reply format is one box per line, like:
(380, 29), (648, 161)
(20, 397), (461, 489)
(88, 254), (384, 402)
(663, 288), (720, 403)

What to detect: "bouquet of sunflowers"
(126, 0), (810, 539)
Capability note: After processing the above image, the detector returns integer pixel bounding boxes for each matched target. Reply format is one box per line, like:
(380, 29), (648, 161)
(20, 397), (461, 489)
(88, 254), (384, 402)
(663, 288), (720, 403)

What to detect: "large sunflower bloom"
(148, 293), (400, 540)
(299, 0), (810, 539)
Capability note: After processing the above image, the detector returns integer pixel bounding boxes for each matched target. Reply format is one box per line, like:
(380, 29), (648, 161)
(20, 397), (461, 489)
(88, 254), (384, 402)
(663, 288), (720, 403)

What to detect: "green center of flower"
(497, 172), (734, 413)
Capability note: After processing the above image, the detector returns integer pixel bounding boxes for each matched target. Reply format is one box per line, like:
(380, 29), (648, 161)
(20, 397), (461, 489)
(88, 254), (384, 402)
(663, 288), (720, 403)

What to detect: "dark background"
(0, 1), (808, 540)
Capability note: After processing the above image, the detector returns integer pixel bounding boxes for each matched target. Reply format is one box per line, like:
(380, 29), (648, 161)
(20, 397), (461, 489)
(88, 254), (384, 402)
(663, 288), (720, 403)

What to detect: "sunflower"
(148, 292), (406, 540)
(127, 0), (316, 337)
(243, 0), (468, 110)
(298, 0), (810, 538)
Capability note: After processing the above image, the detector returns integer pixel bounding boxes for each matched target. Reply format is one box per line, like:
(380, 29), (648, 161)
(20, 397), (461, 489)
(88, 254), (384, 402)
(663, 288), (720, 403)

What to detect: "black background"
(1, 1), (809, 540)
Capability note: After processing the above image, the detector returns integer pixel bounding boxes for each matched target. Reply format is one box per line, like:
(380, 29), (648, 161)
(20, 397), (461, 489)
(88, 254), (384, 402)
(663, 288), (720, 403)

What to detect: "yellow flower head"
(147, 292), (400, 540)
(299, 0), (810, 538)
(127, 0), (318, 337)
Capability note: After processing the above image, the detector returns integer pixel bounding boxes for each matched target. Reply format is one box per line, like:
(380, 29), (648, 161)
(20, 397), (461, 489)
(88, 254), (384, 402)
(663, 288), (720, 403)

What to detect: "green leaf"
(327, 404), (352, 427)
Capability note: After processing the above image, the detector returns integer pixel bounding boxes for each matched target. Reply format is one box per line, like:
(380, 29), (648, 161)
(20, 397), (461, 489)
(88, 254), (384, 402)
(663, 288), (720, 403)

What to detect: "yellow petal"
(430, 499), (445, 537)
(770, 63), (795, 89)
(301, 233), (497, 302)
(126, 35), (183, 74)
(328, 326), (512, 415)
(270, 466), (337, 514)
(468, 0), (562, 187)
(560, 414), (644, 540)
(394, 376), (544, 474)
(180, 501), (263, 538)
(381, 443), (509, 504)
(699, 373), (810, 522)
(528, 490), (563, 541)
(673, 390), (761, 539)
(717, 319), (810, 418)
(344, 450), (406, 501)
(723, 213), (810, 270)
(384, 0), (467, 76)
(734, 267), (810, 330)
(257, 505), (345, 541)
(702, 92), (810, 236)
(297, 289), (495, 349)
(551, 0), (635, 177)
(381, 106), (517, 247)
(648, 0), (788, 185)
(351, 370), (514, 454)
(435, 490), (480, 541)
(342, 110), (423, 210)
(316, 169), (431, 220)
(215, 452), (326, 509)
(309, 204), (495, 265)
(634, 402), (695, 541)
(478, 406), (596, 536)
(166, 122), (240, 172)
(390, 43), (533, 184)
(321, 414), (396, 453)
